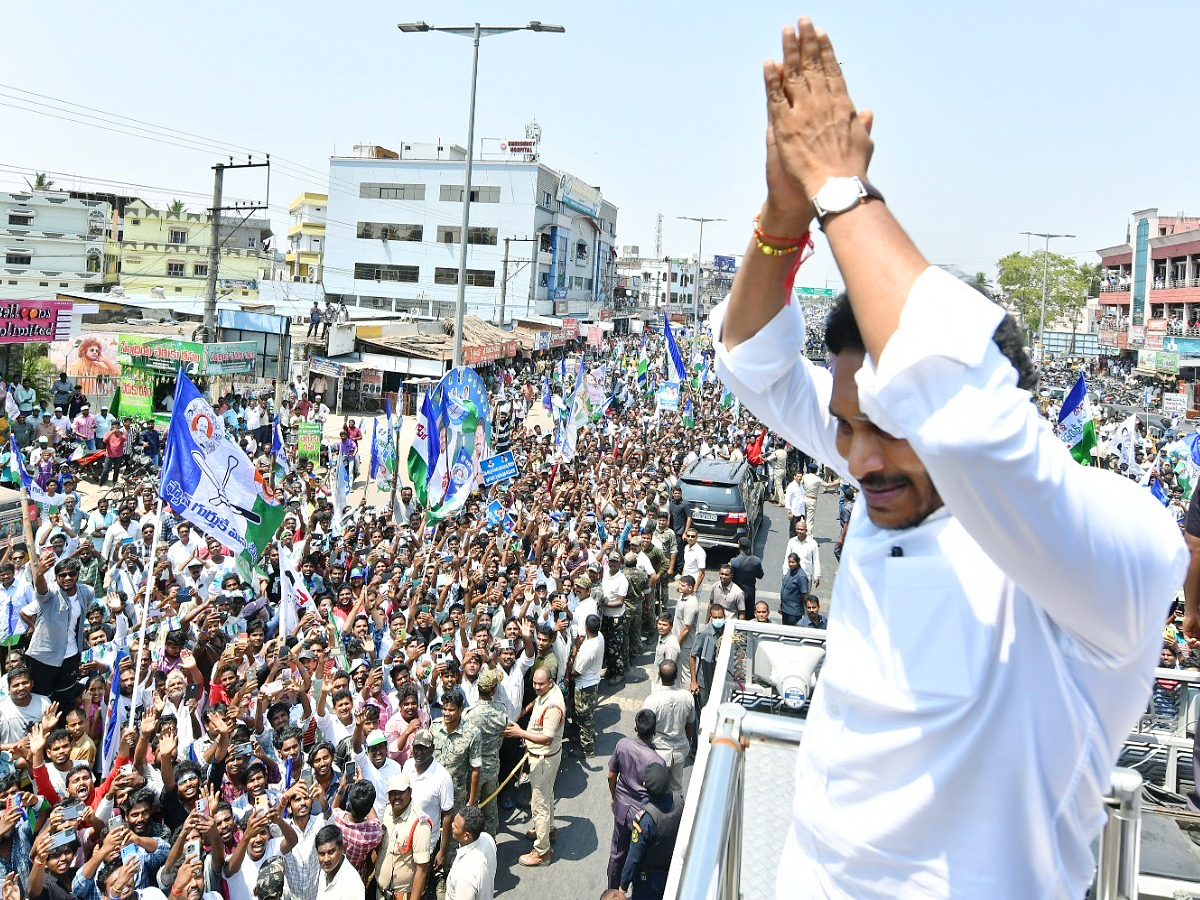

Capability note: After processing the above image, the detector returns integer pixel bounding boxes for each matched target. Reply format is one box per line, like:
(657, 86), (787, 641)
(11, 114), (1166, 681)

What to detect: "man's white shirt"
(711, 266), (1188, 900)
(783, 535), (820, 580)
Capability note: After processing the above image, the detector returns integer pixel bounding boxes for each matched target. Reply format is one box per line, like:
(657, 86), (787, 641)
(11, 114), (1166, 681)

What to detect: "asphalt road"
(488, 484), (844, 897)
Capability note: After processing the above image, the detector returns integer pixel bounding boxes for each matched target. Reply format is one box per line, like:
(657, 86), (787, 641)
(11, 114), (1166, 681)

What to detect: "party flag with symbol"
(663, 312), (687, 384)
(407, 392), (441, 507)
(100, 647), (130, 774)
(1054, 374), (1097, 466)
(682, 398), (695, 429)
(159, 370), (283, 565)
(271, 414), (289, 479)
(9, 435), (63, 508)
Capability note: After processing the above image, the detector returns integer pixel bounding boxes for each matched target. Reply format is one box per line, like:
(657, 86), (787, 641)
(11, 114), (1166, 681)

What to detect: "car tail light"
(725, 512), (747, 524)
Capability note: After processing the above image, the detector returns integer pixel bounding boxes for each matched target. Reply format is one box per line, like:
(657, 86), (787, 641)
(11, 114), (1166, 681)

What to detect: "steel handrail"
(1093, 768), (1143, 900)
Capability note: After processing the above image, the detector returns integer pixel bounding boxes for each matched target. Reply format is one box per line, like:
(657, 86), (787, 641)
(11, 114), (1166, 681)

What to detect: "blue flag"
(9, 436), (62, 507)
(271, 414), (289, 478)
(160, 370), (284, 564)
(541, 377), (553, 413)
(662, 312), (686, 383)
(1149, 476), (1170, 507)
(100, 648), (129, 773)
(369, 416), (381, 481)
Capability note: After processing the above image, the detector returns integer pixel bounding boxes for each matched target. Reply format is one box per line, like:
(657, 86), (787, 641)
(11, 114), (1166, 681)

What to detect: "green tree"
(24, 172), (53, 191)
(168, 199), (186, 215)
(971, 271), (994, 296)
(996, 250), (1088, 340)
(1078, 262), (1103, 298)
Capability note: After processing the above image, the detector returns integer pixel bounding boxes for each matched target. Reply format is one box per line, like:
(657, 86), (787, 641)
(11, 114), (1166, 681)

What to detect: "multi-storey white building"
(323, 143), (618, 324)
(1, 191), (110, 300)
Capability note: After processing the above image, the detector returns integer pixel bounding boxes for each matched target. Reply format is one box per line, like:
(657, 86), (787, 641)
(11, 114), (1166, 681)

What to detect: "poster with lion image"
(49, 332), (121, 395)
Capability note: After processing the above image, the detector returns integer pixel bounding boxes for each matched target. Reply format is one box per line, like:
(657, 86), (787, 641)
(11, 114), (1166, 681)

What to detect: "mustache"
(859, 475), (910, 490)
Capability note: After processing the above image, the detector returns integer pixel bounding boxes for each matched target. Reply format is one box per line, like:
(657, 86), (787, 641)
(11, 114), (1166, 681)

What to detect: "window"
(175, 287), (183, 293)
(59, 282), (68, 288)
(353, 263), (419, 283)
(436, 226), (497, 245)
(360, 183), (426, 200)
(5, 251), (31, 265)
(435, 267), (458, 285)
(542, 191), (553, 208)
(466, 269), (495, 287)
(130, 218), (140, 226)
(540, 234), (553, 252)
(193, 263), (208, 277)
(671, 292), (679, 303)
(439, 185), (501, 203)
(585, 278), (593, 291)
(167, 261), (186, 277)
(7, 212), (33, 227)
(671, 271), (678, 283)
(358, 222), (423, 241)
(575, 241), (588, 263)
(247, 236), (257, 249)
(539, 272), (548, 287)
(169, 228), (188, 244)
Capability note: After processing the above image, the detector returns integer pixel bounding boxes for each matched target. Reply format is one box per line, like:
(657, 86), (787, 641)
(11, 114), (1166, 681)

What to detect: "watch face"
(816, 178), (862, 215)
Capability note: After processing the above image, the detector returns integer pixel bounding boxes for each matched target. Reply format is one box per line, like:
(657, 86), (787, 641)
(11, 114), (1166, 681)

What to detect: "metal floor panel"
(740, 741), (798, 900)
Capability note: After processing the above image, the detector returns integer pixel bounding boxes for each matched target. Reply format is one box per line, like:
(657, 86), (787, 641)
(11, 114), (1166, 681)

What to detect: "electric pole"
(498, 237), (511, 327)
(203, 157), (270, 342)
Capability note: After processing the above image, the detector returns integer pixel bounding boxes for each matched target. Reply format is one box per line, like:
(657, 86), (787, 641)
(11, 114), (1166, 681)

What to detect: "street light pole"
(1020, 230), (1075, 353)
(399, 21), (565, 368)
(678, 215), (725, 330)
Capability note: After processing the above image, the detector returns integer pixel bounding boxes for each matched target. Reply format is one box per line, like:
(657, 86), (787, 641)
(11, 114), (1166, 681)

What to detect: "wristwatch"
(812, 176), (884, 223)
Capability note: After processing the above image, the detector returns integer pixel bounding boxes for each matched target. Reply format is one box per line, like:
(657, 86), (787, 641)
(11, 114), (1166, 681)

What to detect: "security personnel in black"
(620, 762), (683, 900)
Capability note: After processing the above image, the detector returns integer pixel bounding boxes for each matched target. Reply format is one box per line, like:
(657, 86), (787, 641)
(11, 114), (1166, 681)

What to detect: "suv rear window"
(681, 481), (739, 507)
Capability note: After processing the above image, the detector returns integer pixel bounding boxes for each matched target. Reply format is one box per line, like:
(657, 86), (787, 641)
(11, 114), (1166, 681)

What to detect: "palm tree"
(24, 172), (53, 191)
(971, 270), (995, 296)
(168, 199), (186, 215)
(1078, 262), (1103, 298)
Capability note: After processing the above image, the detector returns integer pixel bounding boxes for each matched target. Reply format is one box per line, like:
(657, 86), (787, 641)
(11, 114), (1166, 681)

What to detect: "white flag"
(1111, 415), (1144, 479)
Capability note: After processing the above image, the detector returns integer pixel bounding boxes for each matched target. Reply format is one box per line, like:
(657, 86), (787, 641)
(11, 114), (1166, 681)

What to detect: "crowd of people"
(0, 325), (834, 900)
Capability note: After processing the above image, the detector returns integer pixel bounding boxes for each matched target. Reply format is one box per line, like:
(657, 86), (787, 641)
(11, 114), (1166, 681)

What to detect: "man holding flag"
(407, 392), (441, 507)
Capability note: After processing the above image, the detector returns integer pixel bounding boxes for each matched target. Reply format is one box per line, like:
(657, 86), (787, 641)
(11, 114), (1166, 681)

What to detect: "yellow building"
(116, 199), (271, 299)
(285, 192), (326, 282)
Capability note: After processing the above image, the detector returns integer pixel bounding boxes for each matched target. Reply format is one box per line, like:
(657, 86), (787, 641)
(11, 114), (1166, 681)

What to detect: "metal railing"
(675, 703), (806, 900)
(1093, 768), (1143, 900)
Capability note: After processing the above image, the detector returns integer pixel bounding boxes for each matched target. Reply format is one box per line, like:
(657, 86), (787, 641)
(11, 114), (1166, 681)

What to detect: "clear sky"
(2, 1), (1198, 291)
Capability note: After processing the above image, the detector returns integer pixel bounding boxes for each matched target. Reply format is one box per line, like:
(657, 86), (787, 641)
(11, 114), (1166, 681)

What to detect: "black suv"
(678, 458), (764, 549)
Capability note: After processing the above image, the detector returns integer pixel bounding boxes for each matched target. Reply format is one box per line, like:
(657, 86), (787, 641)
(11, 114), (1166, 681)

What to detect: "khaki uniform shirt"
(376, 804), (433, 894)
(526, 684), (566, 758)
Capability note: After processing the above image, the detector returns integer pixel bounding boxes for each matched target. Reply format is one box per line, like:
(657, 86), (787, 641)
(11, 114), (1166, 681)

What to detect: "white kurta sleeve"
(855, 265), (1188, 662)
(710, 297), (848, 479)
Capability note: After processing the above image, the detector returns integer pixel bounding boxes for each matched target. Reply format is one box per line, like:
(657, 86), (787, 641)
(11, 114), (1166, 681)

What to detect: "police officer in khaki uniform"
(504, 666), (565, 867)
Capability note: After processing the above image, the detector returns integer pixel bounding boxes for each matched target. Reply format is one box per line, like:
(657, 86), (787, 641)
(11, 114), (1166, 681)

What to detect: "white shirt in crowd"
(712, 266), (1187, 900)
(445, 832), (496, 900)
(572, 633), (605, 690)
(783, 534), (821, 580)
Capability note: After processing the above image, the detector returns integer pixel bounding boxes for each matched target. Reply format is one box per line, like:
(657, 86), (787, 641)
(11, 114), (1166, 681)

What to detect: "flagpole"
(129, 496), (163, 724)
(388, 427), (401, 522)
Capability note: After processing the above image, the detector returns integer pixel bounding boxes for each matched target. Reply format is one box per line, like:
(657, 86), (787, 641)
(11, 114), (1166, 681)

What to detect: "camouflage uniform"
(462, 676), (509, 837)
(431, 718), (483, 871)
(640, 542), (666, 635)
(653, 526), (679, 613)
(623, 560), (649, 659)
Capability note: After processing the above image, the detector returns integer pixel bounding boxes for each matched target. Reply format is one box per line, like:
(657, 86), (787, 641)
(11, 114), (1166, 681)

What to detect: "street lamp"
(398, 20), (565, 367)
(677, 216), (725, 330)
(1020, 230), (1075, 353)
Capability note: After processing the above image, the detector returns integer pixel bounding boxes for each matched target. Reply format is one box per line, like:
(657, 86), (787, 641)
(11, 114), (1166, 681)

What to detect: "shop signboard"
(463, 343), (503, 366)
(1145, 332), (1165, 350)
(297, 422), (323, 464)
(361, 369), (383, 397)
(1147, 318), (1169, 334)
(1129, 325), (1146, 347)
(504, 340), (518, 358)
(308, 357), (345, 378)
(0, 300), (72, 344)
(1116, 332), (1129, 349)
(556, 173), (602, 217)
(587, 325), (603, 348)
(1163, 393), (1188, 415)
(204, 341), (258, 376)
(534, 331), (551, 352)
(561, 318), (579, 340)
(118, 334), (204, 374)
(1098, 330), (1116, 347)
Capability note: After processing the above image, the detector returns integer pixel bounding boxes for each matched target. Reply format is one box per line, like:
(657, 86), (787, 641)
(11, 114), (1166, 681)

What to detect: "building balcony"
(287, 222), (326, 238)
(1152, 277), (1200, 290)
(1148, 283), (1200, 304)
(1100, 283), (1130, 293)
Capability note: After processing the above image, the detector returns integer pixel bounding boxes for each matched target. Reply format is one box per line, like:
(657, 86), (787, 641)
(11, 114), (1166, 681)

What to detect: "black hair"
(634, 708), (657, 738)
(345, 781), (376, 820)
(314, 823), (343, 850)
(441, 687), (466, 710)
(825, 287), (1038, 392)
(457, 805), (485, 839)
